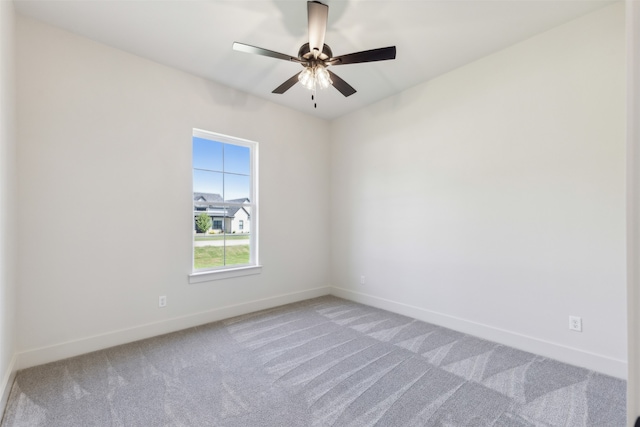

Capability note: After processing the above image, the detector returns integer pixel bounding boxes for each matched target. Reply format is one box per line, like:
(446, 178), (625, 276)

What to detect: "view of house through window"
(192, 129), (257, 271)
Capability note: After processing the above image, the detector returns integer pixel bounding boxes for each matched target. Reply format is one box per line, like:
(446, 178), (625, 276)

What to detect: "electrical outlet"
(360, 276), (365, 285)
(569, 316), (582, 332)
(159, 295), (167, 308)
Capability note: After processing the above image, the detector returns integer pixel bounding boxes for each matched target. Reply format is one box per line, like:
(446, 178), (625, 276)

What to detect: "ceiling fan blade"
(308, 1), (328, 59)
(233, 42), (302, 63)
(328, 46), (396, 66)
(327, 70), (356, 97)
(272, 73), (300, 94)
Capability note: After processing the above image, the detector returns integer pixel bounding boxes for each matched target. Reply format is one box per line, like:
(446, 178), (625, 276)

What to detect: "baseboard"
(330, 286), (627, 379)
(0, 354), (17, 423)
(16, 285), (625, 378)
(17, 286), (330, 370)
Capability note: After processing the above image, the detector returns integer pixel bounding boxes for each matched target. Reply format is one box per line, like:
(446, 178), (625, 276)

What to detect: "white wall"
(15, 16), (330, 367)
(330, 3), (626, 377)
(627, 0), (640, 422)
(0, 0), (18, 406)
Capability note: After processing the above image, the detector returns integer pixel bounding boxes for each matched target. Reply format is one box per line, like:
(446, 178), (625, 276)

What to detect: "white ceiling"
(14, 0), (614, 120)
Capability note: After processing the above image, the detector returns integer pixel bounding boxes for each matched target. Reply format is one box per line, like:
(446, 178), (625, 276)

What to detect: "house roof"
(193, 192), (223, 203)
(225, 198), (250, 217)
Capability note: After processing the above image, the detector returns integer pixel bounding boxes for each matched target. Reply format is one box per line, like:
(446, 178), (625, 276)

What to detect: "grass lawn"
(194, 245), (249, 269)
(194, 234), (250, 241)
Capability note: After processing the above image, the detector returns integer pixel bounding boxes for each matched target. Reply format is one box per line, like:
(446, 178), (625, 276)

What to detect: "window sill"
(189, 265), (262, 284)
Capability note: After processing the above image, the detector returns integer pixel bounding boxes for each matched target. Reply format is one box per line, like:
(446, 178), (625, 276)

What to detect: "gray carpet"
(1, 296), (626, 426)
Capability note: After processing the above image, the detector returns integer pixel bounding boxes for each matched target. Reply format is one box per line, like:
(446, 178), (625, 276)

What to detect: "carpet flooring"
(1, 296), (626, 426)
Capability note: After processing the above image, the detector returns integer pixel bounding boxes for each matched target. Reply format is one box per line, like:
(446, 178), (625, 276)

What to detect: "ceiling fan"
(232, 1), (396, 106)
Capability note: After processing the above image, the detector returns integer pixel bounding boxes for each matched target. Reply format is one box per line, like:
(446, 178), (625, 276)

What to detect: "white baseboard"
(330, 286), (627, 379)
(17, 286), (330, 370)
(15, 284), (625, 379)
(0, 354), (17, 422)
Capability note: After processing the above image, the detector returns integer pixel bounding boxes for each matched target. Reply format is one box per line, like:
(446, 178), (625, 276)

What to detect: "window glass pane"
(193, 170), (223, 196)
(193, 205), (227, 269)
(224, 173), (250, 201)
(193, 137), (223, 171)
(225, 206), (251, 266)
(193, 204), (251, 270)
(223, 143), (250, 175)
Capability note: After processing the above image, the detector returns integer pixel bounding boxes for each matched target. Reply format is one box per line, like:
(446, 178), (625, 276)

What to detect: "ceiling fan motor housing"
(298, 43), (333, 62)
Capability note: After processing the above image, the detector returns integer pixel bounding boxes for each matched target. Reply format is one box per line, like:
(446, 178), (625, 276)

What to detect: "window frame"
(189, 129), (261, 283)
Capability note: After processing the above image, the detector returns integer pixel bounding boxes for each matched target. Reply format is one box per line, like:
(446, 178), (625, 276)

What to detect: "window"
(190, 129), (259, 283)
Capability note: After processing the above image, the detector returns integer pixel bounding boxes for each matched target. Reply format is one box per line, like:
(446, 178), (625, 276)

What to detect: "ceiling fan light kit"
(299, 64), (332, 91)
(232, 1), (396, 108)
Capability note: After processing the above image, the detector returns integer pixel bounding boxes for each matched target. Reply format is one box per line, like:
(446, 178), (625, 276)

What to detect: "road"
(194, 238), (249, 247)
